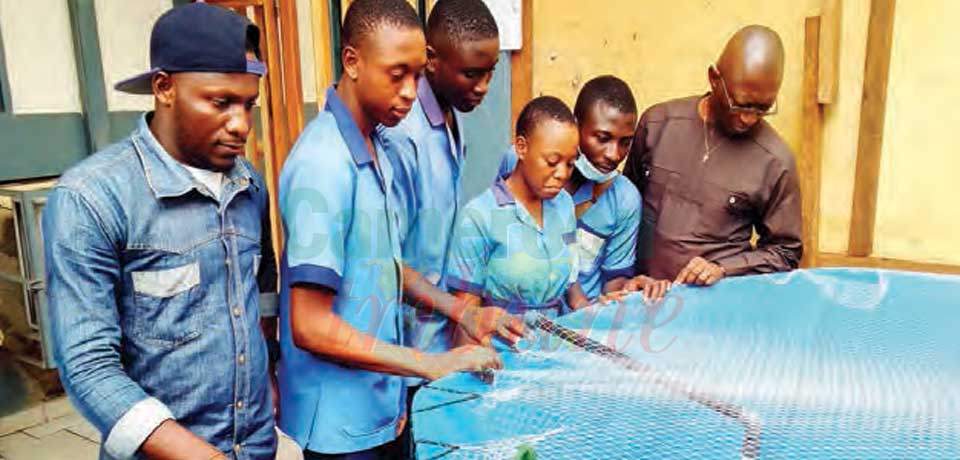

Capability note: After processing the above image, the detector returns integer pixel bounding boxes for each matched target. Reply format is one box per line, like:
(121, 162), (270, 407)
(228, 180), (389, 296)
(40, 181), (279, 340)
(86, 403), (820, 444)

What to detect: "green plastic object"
(516, 444), (537, 460)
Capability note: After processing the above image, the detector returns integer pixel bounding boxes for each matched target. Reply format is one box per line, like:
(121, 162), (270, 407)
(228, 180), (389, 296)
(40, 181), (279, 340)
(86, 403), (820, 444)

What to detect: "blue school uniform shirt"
(499, 148), (640, 299)
(446, 176), (578, 318)
(277, 86), (405, 454)
(382, 75), (464, 354)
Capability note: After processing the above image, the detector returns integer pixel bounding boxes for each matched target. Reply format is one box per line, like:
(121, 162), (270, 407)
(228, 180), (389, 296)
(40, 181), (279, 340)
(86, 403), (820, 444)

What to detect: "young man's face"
(578, 102), (637, 174)
(428, 37), (499, 112)
(354, 25), (427, 127)
(165, 69), (260, 172)
(516, 120), (579, 200)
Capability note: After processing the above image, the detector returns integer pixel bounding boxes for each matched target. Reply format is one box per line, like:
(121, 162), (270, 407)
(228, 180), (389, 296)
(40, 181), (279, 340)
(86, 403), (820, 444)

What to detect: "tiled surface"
(0, 399), (99, 460)
(0, 397), (303, 460)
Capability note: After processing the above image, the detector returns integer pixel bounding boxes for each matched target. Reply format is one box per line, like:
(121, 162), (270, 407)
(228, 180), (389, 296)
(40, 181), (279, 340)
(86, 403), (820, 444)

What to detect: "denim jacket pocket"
(132, 262), (200, 297)
(132, 261), (205, 347)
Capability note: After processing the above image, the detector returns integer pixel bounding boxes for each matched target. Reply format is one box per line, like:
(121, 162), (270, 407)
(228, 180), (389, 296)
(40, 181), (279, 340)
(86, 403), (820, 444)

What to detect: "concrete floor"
(0, 397), (99, 460)
(0, 396), (303, 460)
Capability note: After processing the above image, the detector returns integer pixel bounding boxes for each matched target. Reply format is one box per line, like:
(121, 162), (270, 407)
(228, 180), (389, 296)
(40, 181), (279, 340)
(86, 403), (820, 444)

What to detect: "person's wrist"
(412, 350), (437, 379)
(458, 304), (479, 327)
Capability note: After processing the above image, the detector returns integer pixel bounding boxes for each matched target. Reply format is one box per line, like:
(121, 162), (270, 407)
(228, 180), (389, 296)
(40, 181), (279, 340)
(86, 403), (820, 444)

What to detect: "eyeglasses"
(711, 66), (778, 117)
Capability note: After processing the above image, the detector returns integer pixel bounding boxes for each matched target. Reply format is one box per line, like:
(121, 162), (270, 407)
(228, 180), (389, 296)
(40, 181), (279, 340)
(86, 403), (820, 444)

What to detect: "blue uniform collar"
(324, 85), (375, 166)
(572, 180), (596, 205)
(416, 75), (446, 128)
(132, 114), (256, 199)
(491, 176), (516, 206)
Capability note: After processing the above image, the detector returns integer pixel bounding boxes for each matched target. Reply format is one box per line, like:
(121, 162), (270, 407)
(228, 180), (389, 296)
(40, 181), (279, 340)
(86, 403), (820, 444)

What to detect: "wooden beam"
(209, 0), (264, 7)
(818, 0), (842, 103)
(817, 252), (960, 276)
(253, 3), (287, 265)
(278, 0), (305, 151)
(847, 0), (896, 257)
(310, 0), (336, 108)
(510, 0), (533, 136)
(800, 16), (824, 268)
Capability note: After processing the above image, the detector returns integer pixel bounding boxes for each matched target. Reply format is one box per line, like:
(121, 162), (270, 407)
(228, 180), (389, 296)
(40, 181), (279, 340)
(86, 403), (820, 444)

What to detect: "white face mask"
(575, 151), (619, 183)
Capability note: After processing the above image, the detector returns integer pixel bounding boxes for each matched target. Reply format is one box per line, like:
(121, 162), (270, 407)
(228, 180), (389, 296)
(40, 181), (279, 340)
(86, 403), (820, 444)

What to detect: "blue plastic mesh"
(412, 269), (960, 459)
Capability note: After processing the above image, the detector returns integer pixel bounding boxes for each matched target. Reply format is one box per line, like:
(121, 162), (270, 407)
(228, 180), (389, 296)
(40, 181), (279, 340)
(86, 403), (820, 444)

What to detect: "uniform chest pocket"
(697, 182), (755, 239)
(131, 261), (207, 348)
(574, 227), (606, 274)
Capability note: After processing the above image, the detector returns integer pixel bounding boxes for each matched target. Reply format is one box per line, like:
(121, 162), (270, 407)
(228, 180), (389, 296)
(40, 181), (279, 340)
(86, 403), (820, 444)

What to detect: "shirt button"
(236, 400), (244, 409)
(233, 444), (241, 453)
(233, 307), (241, 317)
(729, 196), (737, 204)
(225, 258), (231, 267)
(238, 354), (245, 364)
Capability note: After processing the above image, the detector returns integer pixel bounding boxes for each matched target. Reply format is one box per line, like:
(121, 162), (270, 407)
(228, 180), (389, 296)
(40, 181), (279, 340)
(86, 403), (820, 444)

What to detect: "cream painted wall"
(531, 0), (821, 157)
(0, 0), (82, 114)
(817, 0), (869, 254)
(872, 1), (960, 265)
(95, 0), (171, 112)
(531, 0), (881, 258)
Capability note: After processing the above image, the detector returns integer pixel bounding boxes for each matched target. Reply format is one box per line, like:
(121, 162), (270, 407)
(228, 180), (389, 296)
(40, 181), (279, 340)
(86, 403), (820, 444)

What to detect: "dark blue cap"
(115, 2), (266, 94)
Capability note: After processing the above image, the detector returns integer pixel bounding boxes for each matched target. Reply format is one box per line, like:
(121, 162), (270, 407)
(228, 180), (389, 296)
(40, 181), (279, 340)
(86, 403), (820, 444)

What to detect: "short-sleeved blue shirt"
(382, 76), (464, 353)
(446, 175), (578, 318)
(499, 148), (641, 298)
(277, 86), (405, 454)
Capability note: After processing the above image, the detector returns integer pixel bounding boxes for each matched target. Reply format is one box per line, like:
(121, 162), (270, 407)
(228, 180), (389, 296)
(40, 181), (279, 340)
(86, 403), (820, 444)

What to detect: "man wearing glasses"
(623, 25), (802, 286)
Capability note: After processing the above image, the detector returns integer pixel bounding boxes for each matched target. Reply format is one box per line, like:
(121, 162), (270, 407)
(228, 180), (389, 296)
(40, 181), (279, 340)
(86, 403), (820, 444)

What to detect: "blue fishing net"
(413, 269), (960, 459)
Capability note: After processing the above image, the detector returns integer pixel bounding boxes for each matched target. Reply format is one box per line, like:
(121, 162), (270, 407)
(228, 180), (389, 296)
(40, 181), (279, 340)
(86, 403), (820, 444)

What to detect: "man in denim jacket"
(43, 4), (278, 459)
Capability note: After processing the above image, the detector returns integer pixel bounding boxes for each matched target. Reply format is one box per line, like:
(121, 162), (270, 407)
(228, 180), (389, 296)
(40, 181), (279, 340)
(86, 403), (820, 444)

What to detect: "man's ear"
(515, 135), (529, 162)
(425, 44), (439, 76)
(153, 72), (175, 107)
(707, 65), (721, 91)
(342, 44), (361, 81)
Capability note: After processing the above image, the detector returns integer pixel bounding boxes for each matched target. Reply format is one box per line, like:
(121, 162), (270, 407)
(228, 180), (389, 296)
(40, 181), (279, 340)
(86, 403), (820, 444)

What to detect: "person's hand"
(674, 257), (725, 286)
(597, 289), (630, 305)
(396, 412), (407, 437)
(421, 345), (503, 381)
(458, 306), (525, 346)
(624, 275), (672, 300)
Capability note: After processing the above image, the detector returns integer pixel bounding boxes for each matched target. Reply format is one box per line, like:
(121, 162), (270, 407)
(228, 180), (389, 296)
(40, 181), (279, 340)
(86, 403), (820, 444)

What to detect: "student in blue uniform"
(446, 96), (592, 326)
(498, 76), (671, 301)
(382, 0), (516, 357)
(276, 1), (501, 458)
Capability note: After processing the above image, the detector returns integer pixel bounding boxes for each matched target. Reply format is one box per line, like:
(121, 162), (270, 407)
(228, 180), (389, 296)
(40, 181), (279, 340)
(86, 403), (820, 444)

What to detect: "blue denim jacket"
(43, 115), (278, 460)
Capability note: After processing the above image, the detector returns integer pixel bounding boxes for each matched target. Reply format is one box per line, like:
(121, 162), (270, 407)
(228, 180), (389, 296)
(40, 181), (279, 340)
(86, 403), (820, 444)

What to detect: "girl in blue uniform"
(446, 96), (591, 327)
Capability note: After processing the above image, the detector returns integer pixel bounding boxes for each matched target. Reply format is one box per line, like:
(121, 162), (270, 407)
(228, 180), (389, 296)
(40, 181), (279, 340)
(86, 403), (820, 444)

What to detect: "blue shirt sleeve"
(445, 207), (489, 297)
(497, 146), (518, 179)
(280, 150), (353, 293)
(44, 187), (173, 459)
(600, 179), (641, 281)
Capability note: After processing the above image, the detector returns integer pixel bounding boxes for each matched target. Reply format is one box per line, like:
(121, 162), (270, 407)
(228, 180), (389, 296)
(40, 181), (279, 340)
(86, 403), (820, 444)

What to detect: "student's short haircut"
(427, 0), (499, 46)
(573, 75), (638, 121)
(516, 96), (576, 138)
(341, 0), (422, 52)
